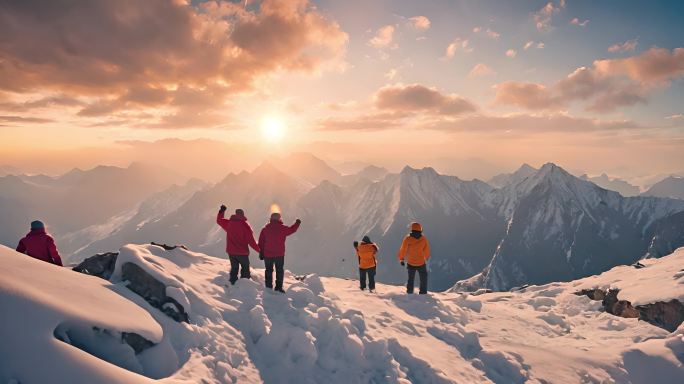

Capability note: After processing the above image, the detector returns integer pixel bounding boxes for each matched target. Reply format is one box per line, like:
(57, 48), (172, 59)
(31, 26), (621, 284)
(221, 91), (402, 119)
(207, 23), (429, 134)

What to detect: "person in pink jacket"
(216, 205), (261, 285)
(16, 220), (63, 266)
(258, 212), (301, 293)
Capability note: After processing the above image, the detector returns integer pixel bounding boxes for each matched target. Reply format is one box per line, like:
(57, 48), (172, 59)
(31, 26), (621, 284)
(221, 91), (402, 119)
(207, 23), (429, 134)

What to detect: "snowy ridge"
(3, 244), (684, 383)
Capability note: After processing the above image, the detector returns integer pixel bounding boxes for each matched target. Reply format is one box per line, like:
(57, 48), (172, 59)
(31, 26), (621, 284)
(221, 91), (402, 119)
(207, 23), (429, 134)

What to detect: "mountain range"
(2, 156), (684, 292)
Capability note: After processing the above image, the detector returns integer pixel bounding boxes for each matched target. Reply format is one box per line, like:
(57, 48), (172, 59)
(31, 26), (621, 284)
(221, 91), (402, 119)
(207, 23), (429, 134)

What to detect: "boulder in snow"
(72, 252), (119, 280)
(121, 262), (190, 323)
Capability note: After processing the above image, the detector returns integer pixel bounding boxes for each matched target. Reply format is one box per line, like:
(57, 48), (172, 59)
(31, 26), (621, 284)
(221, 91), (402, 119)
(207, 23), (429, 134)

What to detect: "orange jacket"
(397, 235), (430, 266)
(356, 242), (378, 269)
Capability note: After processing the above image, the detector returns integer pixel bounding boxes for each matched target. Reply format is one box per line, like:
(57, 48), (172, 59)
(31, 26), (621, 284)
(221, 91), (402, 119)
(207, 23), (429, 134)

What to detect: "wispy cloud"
(369, 25), (396, 48)
(506, 49), (517, 58)
(445, 38), (472, 58)
(533, 1), (566, 31)
(570, 18), (589, 27)
(608, 39), (638, 53)
(407, 16), (431, 30)
(469, 63), (495, 77)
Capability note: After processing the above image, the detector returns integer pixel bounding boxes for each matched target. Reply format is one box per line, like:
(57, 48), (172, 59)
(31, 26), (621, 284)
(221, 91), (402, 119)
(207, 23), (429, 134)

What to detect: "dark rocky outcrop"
(575, 288), (684, 331)
(122, 262), (189, 323)
(602, 289), (639, 318)
(72, 252), (119, 280)
(122, 331), (156, 354)
(635, 300), (684, 332)
(150, 242), (187, 251)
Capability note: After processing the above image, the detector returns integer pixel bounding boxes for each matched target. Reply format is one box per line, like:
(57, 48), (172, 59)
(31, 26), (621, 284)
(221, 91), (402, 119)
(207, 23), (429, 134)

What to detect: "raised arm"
(47, 236), (63, 267)
(284, 219), (301, 236)
(216, 205), (229, 231)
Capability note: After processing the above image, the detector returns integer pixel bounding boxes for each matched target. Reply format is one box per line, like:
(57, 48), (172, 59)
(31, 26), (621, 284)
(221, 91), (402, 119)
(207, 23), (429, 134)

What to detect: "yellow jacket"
(397, 235), (430, 266)
(356, 243), (378, 269)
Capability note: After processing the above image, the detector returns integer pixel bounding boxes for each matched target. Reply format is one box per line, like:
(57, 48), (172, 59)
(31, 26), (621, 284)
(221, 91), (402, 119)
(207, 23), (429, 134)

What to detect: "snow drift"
(2, 244), (684, 383)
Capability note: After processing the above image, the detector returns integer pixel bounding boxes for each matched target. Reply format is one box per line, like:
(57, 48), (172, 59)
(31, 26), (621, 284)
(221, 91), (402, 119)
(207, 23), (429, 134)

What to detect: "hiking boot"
(275, 287), (286, 294)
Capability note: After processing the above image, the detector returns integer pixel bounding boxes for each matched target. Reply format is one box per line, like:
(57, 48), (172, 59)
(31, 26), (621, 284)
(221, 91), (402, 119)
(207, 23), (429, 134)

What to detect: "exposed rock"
(471, 288), (494, 296)
(150, 242), (187, 251)
(631, 261), (646, 269)
(122, 332), (156, 354)
(121, 262), (189, 323)
(575, 288), (606, 301)
(72, 252), (119, 280)
(602, 289), (639, 318)
(636, 300), (684, 332)
(576, 287), (684, 330)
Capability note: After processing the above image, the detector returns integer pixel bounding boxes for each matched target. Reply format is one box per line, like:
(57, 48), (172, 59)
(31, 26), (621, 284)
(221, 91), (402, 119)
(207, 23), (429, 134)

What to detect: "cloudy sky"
(1, 0), (683, 178)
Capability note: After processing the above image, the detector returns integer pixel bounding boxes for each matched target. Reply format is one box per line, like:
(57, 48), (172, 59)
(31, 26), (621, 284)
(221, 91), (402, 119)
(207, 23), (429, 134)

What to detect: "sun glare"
(260, 117), (285, 143)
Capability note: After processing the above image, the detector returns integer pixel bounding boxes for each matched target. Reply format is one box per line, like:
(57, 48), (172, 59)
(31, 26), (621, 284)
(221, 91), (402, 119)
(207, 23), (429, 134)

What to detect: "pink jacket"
(216, 212), (260, 256)
(16, 228), (63, 266)
(258, 219), (300, 258)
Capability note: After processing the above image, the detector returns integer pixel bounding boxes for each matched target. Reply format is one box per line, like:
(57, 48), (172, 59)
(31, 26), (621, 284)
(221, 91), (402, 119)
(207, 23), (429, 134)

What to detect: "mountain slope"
(643, 176), (684, 199)
(120, 162), (310, 258)
(459, 163), (684, 291)
(0, 163), (182, 248)
(580, 173), (640, 197)
(487, 163), (537, 188)
(3, 243), (684, 383)
(296, 166), (505, 291)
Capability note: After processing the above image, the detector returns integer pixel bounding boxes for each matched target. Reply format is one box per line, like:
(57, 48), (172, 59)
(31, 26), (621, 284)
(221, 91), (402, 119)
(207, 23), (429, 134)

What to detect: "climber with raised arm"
(216, 205), (260, 285)
(258, 212), (301, 293)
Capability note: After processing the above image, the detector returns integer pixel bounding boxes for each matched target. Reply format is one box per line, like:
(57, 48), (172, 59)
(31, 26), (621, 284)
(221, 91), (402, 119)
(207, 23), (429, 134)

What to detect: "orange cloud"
(375, 84), (477, 116)
(369, 25), (396, 48)
(594, 47), (684, 84)
(0, 0), (348, 128)
(608, 39), (638, 53)
(494, 48), (684, 113)
(407, 16), (431, 31)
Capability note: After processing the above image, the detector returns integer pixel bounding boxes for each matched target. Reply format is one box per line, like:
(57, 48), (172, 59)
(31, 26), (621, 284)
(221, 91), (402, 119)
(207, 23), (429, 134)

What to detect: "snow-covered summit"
(2, 243), (684, 383)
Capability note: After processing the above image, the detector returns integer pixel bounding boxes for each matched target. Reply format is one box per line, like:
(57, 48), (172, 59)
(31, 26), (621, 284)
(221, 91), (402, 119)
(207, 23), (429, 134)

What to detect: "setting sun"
(260, 117), (285, 143)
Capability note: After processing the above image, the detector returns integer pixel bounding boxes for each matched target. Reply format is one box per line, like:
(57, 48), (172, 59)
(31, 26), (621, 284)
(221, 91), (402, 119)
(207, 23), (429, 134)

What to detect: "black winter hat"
(362, 235), (371, 243)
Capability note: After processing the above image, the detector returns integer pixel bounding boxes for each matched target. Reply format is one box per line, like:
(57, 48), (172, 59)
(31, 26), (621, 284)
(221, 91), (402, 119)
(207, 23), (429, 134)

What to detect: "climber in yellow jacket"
(354, 236), (378, 292)
(397, 222), (430, 294)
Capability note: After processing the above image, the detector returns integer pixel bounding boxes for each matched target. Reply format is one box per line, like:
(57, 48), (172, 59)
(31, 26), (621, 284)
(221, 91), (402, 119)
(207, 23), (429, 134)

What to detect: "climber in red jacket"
(16, 220), (63, 266)
(258, 212), (301, 293)
(217, 205), (261, 285)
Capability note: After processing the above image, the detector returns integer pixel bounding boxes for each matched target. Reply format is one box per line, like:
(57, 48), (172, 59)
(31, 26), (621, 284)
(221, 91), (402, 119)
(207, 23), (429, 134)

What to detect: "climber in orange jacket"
(354, 236), (378, 292)
(397, 222), (430, 294)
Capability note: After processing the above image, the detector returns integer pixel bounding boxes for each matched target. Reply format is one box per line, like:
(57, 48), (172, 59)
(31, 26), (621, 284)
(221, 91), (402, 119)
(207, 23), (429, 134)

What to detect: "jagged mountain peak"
(399, 165), (440, 177)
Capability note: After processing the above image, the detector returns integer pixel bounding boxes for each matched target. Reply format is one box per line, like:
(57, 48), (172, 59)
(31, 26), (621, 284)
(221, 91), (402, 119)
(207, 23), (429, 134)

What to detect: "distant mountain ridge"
(643, 176), (684, 200)
(3, 154), (684, 292)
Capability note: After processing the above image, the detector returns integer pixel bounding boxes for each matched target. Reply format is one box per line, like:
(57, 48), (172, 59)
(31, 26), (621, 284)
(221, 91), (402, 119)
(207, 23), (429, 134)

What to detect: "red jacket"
(216, 212), (260, 256)
(258, 219), (300, 258)
(16, 228), (63, 266)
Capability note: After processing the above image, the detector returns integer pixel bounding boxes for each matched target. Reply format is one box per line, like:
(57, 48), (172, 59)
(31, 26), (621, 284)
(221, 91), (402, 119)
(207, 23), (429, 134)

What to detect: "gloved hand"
(259, 252), (264, 260)
(219, 204), (227, 212)
(295, 218), (302, 225)
(353, 241), (359, 248)
(400, 261), (405, 266)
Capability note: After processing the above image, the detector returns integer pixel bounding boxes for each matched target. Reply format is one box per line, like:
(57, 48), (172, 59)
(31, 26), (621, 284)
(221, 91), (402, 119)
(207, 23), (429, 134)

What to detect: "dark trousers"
(407, 264), (428, 294)
(229, 254), (251, 284)
(264, 257), (285, 290)
(359, 267), (376, 290)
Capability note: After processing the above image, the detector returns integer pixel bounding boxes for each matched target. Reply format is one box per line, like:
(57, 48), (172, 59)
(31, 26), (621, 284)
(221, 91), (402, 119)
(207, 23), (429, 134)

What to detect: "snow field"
(3, 244), (684, 383)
